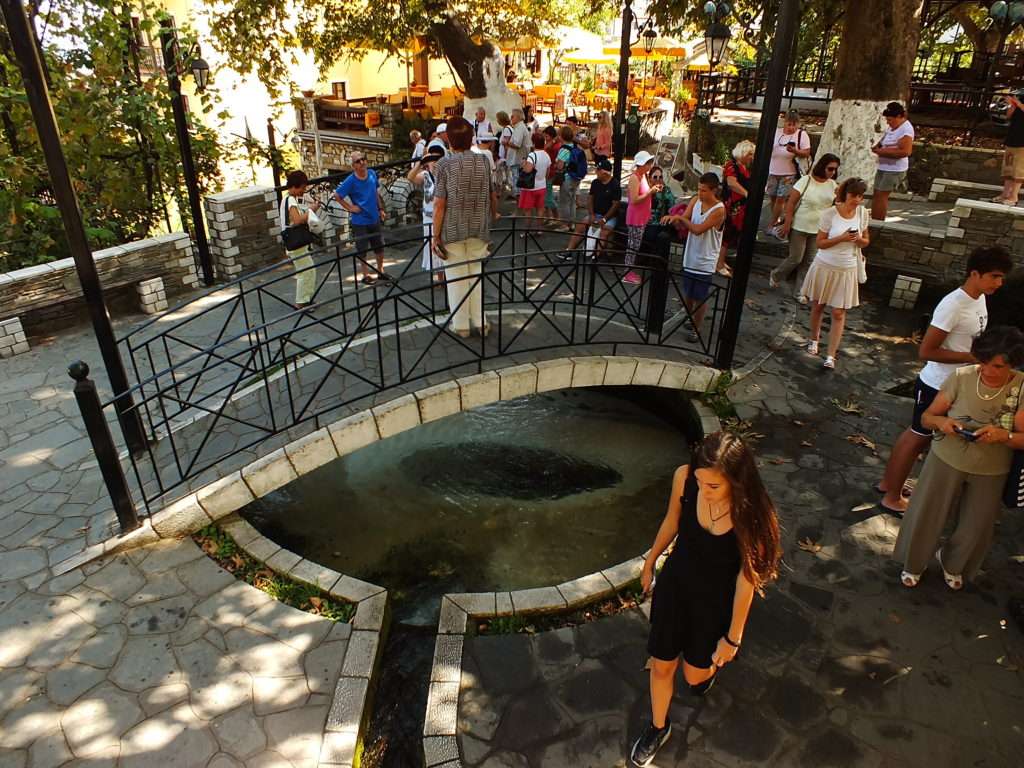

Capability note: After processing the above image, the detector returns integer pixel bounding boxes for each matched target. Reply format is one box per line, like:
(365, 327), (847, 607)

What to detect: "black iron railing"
(77, 218), (730, 526)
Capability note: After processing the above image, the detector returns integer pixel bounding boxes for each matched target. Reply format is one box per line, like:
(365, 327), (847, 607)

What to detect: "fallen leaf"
(800, 440), (813, 448)
(831, 398), (864, 416)
(798, 537), (822, 553)
(852, 502), (877, 513)
(882, 666), (913, 685)
(308, 596), (323, 611)
(793, 419), (806, 426)
(846, 434), (878, 454)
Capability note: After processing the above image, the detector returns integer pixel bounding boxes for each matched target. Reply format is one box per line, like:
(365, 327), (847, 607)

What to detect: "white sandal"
(936, 549), (963, 591)
(823, 355), (836, 370)
(900, 570), (921, 588)
(806, 340), (819, 356)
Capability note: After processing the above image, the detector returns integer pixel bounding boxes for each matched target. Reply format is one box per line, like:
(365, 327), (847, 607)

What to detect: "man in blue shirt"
(334, 151), (390, 284)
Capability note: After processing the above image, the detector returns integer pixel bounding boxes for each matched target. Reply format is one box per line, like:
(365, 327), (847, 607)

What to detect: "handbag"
(856, 207), (868, 284)
(792, 129), (811, 178)
(516, 152), (537, 189)
(281, 196), (317, 252)
(1005, 450), (1024, 509)
(306, 208), (328, 236)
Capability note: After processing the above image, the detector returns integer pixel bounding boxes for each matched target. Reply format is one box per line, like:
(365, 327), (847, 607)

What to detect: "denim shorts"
(683, 270), (714, 302)
(352, 222), (384, 253)
(873, 169), (906, 193)
(766, 174), (796, 198)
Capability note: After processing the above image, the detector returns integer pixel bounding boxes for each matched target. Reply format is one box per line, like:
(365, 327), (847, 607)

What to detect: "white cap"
(436, 122), (448, 133)
(633, 150), (655, 169)
(477, 134), (497, 142)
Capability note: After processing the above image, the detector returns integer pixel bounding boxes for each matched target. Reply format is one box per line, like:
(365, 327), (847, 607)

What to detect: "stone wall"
(692, 119), (1003, 193)
(949, 198), (1024, 264)
(928, 177), (1003, 204)
(864, 220), (963, 282)
(204, 187), (282, 280)
(0, 233), (199, 334)
(295, 134), (391, 178)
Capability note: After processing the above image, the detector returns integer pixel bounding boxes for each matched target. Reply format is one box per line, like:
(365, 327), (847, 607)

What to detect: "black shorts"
(909, 377), (940, 437)
(646, 566), (732, 668)
(352, 222), (384, 254)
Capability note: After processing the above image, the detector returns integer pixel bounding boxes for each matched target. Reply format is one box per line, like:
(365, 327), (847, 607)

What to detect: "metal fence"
(77, 217), (730, 525)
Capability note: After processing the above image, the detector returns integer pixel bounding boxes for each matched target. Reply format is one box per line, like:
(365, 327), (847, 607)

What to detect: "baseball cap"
(881, 102), (905, 117)
(633, 150), (655, 168)
(436, 122), (448, 133)
(595, 158), (613, 171)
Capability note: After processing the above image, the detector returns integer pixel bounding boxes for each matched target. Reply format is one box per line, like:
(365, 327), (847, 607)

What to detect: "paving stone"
(465, 636), (536, 694)
(491, 688), (572, 752)
(109, 636), (182, 692)
(43, 661), (106, 706)
(533, 715), (625, 767)
(70, 623), (125, 669)
(123, 594), (193, 635)
(139, 683), (190, 716)
(118, 703), (218, 768)
(304, 640), (348, 695)
(207, 754), (245, 768)
(264, 704), (328, 765)
(246, 749), (298, 767)
(175, 638), (253, 720)
(81, 555), (146, 601)
(0, 547), (46, 580)
(225, 626), (306, 678)
(478, 752), (529, 768)
(0, 668), (42, 720)
(0, 694), (59, 750)
(253, 675), (310, 717)
(60, 683), (143, 757)
(212, 705), (267, 759)
(137, 539), (205, 574)
(194, 580), (276, 625)
(28, 730), (72, 768)
(174, 554), (236, 598)
(244, 600), (333, 653)
(555, 659), (633, 720)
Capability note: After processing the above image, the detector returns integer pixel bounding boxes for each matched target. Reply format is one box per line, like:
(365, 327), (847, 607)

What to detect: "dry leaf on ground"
(831, 398), (864, 416)
(847, 434), (878, 454)
(798, 537), (822, 553)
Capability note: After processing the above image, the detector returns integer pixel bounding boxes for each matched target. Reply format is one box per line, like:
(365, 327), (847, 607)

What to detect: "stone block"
(333, 575), (386, 603)
(196, 472), (256, 521)
(497, 363), (538, 401)
(284, 427), (339, 476)
(686, 365), (718, 392)
(328, 410), (380, 456)
(151, 493), (212, 538)
(458, 371), (500, 411)
(632, 358), (666, 387)
(414, 381), (463, 425)
(602, 356), (638, 386)
(437, 598), (468, 634)
(658, 363), (691, 390)
(446, 593), (496, 616)
(423, 735), (460, 767)
(326, 676), (368, 733)
(602, 556), (644, 589)
(242, 447), (299, 499)
(494, 592), (513, 616)
(423, 682), (459, 737)
(341, 630), (380, 678)
(535, 358), (574, 392)
(509, 586), (567, 614)
(430, 634), (463, 684)
(221, 518), (261, 547)
(352, 591), (387, 630)
(243, 534), (281, 563)
(372, 394), (421, 439)
(320, 730), (357, 765)
(570, 357), (607, 388)
(557, 571), (615, 609)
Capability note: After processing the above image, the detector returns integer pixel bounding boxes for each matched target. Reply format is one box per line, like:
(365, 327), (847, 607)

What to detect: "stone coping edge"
(222, 515), (388, 768)
(420, 401), (721, 767)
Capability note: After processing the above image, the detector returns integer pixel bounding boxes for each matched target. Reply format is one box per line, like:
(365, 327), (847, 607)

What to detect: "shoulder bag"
(281, 197), (316, 252)
(856, 207), (868, 284)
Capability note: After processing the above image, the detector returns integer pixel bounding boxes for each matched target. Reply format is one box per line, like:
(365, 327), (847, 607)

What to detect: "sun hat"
(633, 150), (655, 168)
(436, 122), (448, 133)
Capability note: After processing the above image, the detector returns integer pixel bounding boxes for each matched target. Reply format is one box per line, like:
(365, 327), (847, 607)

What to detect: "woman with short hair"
(517, 133), (550, 233)
(279, 170), (322, 308)
(894, 326), (1024, 589)
(801, 177), (870, 370)
(718, 140), (756, 276)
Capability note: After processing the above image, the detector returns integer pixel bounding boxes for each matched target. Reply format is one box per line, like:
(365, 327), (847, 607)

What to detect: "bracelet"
(723, 635), (741, 649)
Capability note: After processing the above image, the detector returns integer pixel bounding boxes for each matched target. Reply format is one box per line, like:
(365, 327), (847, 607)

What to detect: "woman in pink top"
(593, 111), (613, 165)
(624, 151), (659, 284)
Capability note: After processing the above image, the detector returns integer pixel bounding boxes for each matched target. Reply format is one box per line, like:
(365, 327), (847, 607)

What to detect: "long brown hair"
(693, 432), (781, 591)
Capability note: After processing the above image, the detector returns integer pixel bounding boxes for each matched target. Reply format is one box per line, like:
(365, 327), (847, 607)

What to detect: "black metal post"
(267, 118), (282, 191)
(159, 18), (215, 286)
(1, 0), (147, 455)
(714, 0), (800, 370)
(613, 0), (633, 180)
(69, 362), (140, 534)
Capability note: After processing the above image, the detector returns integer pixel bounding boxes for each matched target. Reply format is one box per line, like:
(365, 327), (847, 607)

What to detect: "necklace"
(702, 497), (731, 531)
(976, 375), (1009, 402)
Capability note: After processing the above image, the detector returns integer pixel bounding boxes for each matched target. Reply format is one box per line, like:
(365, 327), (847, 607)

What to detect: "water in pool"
(242, 386), (692, 624)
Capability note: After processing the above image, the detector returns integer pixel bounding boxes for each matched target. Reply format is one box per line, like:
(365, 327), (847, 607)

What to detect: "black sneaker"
(630, 721), (671, 767)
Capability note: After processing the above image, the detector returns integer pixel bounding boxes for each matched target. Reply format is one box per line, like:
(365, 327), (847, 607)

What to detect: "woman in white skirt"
(801, 177), (870, 370)
(407, 147), (445, 283)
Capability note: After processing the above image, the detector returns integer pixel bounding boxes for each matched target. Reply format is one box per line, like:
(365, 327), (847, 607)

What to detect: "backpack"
(565, 144), (588, 181)
(516, 152), (537, 189)
(792, 129), (812, 178)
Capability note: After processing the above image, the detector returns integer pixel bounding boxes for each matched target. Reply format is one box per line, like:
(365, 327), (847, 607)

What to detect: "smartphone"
(848, 228), (859, 234)
(787, 141), (796, 147)
(954, 425), (979, 442)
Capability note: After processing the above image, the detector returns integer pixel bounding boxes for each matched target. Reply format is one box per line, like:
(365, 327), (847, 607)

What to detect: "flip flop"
(936, 549), (963, 591)
(900, 570), (921, 588)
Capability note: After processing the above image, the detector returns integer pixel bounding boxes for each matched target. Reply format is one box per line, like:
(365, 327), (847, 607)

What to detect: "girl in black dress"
(630, 432), (781, 767)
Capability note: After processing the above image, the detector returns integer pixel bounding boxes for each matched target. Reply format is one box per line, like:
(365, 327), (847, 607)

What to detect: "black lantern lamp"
(643, 27), (657, 55)
(189, 47), (211, 92)
(703, 1), (733, 70)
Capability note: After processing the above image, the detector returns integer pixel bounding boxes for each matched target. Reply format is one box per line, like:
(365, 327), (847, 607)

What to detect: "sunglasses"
(353, 158), (367, 164)
(825, 165), (839, 174)
(651, 175), (663, 180)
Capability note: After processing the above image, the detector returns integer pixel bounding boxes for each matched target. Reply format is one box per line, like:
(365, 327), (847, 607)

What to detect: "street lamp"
(705, 21), (732, 71)
(159, 18), (215, 286)
(643, 27), (657, 55)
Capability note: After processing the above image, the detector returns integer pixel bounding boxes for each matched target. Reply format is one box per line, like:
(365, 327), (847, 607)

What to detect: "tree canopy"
(0, 0), (226, 271)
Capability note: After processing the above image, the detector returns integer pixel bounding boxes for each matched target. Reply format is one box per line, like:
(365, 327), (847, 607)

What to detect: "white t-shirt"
(471, 144), (496, 172)
(792, 176), (838, 234)
(877, 120), (914, 172)
(769, 127), (811, 176)
(497, 126), (512, 161)
(683, 199), (724, 274)
(816, 206), (867, 268)
(421, 170), (436, 217)
(427, 138), (448, 157)
(525, 151), (550, 191)
(918, 288), (989, 390)
(279, 193), (308, 230)
(411, 139), (426, 160)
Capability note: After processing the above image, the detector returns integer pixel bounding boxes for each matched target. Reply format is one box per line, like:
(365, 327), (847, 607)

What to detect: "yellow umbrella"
(564, 49), (620, 65)
(603, 37), (688, 60)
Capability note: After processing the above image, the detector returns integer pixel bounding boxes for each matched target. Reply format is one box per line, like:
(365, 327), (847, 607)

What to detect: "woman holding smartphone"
(801, 177), (870, 370)
(894, 326), (1024, 590)
(631, 432), (781, 767)
(407, 147), (446, 282)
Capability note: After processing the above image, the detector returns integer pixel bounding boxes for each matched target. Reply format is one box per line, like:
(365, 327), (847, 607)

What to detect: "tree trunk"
(817, 0), (924, 188)
(430, 15), (522, 122)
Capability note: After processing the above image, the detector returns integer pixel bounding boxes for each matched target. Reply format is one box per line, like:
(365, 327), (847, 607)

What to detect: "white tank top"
(682, 200), (724, 274)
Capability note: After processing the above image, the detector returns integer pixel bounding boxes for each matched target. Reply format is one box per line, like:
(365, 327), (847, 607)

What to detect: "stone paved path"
(454, 294), (1024, 767)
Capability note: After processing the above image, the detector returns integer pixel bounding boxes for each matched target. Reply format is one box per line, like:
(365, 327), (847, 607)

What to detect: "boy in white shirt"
(877, 245), (1013, 512)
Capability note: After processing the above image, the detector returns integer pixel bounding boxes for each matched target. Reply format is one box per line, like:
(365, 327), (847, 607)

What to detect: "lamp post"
(612, 2), (660, 180)
(0, 0), (148, 454)
(714, 0), (800, 369)
(702, 1), (733, 118)
(159, 17), (215, 287)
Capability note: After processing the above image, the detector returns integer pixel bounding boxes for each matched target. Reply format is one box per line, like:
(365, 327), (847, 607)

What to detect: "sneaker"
(622, 270), (641, 285)
(797, 295), (808, 305)
(823, 355), (836, 369)
(768, 272), (780, 289)
(806, 340), (819, 356)
(630, 721), (672, 767)
(361, 274), (377, 286)
(379, 272), (397, 282)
